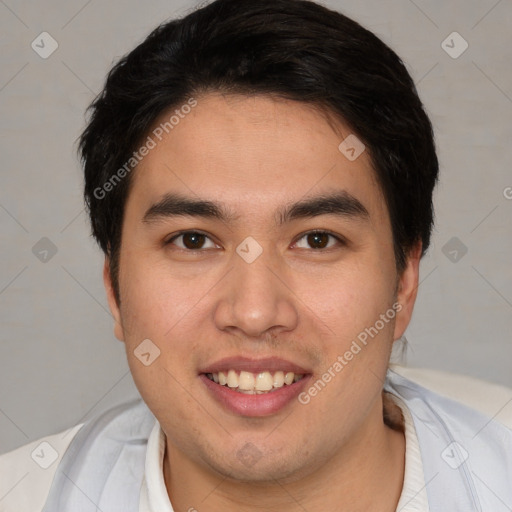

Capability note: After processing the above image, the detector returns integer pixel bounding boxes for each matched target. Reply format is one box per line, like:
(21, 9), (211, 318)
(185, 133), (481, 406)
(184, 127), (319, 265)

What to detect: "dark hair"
(80, 0), (439, 306)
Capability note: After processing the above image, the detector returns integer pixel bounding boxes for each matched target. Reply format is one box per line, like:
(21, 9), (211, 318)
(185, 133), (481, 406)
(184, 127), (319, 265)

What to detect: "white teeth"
(273, 371), (285, 387)
(206, 370), (305, 393)
(227, 369), (238, 388)
(273, 371), (284, 388)
(255, 372), (274, 391)
(238, 371), (255, 390)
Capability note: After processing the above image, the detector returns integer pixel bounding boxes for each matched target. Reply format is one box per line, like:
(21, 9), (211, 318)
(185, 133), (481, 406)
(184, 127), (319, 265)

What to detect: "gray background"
(1, 0), (511, 455)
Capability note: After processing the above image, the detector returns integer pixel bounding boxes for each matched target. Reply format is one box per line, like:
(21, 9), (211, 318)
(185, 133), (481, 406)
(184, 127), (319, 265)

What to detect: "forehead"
(127, 93), (385, 219)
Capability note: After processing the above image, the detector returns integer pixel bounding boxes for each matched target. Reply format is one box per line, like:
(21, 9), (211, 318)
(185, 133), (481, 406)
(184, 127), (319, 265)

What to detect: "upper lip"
(199, 356), (311, 375)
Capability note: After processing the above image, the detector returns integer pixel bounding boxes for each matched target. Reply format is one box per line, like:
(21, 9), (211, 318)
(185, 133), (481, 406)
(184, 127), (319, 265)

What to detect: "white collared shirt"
(139, 394), (429, 511)
(3, 366), (512, 511)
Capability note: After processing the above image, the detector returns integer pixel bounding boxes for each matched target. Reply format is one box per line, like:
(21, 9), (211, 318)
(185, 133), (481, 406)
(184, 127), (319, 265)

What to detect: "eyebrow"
(142, 191), (369, 226)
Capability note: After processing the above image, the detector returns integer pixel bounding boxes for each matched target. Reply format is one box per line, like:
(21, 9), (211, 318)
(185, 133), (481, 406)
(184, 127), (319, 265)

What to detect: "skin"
(103, 93), (421, 511)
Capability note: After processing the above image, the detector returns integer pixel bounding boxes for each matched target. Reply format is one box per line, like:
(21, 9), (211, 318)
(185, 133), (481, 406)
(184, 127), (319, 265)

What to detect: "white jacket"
(1, 366), (511, 511)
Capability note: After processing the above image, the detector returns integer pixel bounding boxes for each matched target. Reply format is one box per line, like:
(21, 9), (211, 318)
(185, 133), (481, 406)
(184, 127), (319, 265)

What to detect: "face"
(104, 93), (419, 483)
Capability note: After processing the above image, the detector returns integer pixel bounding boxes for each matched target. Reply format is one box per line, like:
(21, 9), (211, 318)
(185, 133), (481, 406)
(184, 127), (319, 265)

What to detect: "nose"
(213, 246), (299, 338)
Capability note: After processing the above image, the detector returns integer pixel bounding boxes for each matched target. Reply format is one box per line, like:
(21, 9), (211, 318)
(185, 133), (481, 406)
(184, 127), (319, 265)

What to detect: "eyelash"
(164, 230), (346, 251)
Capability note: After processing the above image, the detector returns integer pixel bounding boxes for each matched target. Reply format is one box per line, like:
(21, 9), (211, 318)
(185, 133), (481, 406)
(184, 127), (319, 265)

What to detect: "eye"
(165, 231), (218, 251)
(293, 231), (344, 250)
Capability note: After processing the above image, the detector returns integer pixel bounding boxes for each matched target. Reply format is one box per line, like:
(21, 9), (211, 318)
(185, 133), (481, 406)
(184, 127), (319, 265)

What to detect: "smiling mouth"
(204, 370), (306, 394)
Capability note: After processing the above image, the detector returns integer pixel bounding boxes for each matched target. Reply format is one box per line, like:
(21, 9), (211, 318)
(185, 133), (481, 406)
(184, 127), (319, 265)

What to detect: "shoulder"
(0, 397), (151, 512)
(0, 423), (83, 512)
(388, 366), (512, 508)
(390, 364), (512, 430)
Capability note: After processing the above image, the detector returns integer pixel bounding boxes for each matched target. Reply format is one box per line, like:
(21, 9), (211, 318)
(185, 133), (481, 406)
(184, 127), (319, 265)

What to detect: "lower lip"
(200, 374), (311, 417)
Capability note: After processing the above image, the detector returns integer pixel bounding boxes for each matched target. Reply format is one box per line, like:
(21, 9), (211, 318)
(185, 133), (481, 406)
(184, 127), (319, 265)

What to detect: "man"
(1, 0), (511, 510)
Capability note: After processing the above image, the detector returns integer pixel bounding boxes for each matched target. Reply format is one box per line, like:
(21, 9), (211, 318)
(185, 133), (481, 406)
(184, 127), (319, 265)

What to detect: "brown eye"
(307, 232), (330, 249)
(182, 232), (206, 249)
(294, 231), (342, 250)
(166, 231), (216, 250)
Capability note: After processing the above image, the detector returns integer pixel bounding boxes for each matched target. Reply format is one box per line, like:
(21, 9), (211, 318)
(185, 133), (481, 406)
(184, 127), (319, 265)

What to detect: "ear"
(103, 257), (125, 342)
(393, 241), (422, 340)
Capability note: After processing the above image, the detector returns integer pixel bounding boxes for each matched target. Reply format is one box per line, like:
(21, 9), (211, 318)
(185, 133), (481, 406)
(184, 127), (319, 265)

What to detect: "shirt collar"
(139, 419), (174, 512)
(140, 397), (428, 512)
(389, 392), (430, 511)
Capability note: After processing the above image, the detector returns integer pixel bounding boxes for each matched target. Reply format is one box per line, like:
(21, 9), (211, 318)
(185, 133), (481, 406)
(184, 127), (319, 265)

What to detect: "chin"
(203, 444), (314, 485)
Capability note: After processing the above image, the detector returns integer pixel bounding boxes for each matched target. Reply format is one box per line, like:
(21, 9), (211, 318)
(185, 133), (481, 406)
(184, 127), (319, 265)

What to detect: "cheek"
(118, 259), (208, 376)
(118, 258), (201, 339)
(295, 259), (394, 341)
(118, 270), (204, 416)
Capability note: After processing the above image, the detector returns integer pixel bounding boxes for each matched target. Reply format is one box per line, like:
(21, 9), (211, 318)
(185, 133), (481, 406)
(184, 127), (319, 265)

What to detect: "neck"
(163, 394), (405, 512)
